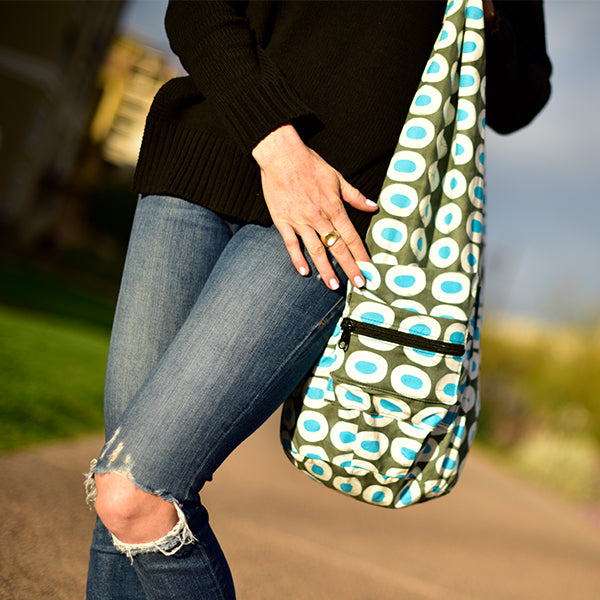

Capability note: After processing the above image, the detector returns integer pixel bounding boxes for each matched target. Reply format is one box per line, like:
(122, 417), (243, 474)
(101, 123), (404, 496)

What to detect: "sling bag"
(280, 0), (486, 508)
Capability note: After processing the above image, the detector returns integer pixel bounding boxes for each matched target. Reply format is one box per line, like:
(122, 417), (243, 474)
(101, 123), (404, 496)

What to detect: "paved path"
(1, 415), (599, 599)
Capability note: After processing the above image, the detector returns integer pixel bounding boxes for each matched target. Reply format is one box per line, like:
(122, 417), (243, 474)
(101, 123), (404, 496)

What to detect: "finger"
(277, 223), (310, 276)
(325, 234), (368, 289)
(313, 214), (368, 288)
(319, 200), (371, 286)
(301, 229), (341, 290)
(338, 177), (378, 212)
(332, 216), (371, 264)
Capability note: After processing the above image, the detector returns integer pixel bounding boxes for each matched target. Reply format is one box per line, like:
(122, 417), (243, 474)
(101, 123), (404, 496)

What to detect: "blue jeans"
(86, 195), (347, 599)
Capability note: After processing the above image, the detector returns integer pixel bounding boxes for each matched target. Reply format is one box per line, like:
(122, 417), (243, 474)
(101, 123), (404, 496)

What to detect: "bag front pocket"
(326, 302), (469, 477)
(331, 305), (467, 408)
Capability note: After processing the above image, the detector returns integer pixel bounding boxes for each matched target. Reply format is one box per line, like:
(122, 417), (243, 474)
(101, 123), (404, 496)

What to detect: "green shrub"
(478, 320), (600, 501)
(509, 430), (599, 501)
(0, 261), (116, 330)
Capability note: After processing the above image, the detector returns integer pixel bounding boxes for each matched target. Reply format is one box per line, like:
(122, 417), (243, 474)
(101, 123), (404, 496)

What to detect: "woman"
(85, 2), (551, 598)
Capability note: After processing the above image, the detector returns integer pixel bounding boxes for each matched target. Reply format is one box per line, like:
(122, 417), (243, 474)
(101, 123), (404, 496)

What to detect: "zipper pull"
(338, 318), (353, 351)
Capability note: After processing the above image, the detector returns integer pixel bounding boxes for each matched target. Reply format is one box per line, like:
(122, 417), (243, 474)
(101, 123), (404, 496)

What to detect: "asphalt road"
(1, 414), (599, 600)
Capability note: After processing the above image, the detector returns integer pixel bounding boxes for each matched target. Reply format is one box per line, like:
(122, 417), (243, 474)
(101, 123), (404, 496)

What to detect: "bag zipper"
(338, 317), (465, 357)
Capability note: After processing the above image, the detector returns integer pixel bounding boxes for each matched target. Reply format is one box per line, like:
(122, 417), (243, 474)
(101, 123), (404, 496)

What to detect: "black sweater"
(133, 1), (551, 234)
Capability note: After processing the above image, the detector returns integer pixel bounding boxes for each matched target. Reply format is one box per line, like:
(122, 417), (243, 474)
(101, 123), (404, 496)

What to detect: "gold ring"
(320, 231), (340, 247)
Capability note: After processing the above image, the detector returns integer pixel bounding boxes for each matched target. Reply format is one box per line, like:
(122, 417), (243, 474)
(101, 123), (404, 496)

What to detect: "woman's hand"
(252, 124), (378, 290)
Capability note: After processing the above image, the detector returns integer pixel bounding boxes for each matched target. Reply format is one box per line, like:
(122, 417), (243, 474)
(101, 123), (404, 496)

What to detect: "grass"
(0, 305), (108, 452)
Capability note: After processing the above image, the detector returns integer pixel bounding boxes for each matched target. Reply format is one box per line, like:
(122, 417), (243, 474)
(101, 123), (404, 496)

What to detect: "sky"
(119, 0), (600, 324)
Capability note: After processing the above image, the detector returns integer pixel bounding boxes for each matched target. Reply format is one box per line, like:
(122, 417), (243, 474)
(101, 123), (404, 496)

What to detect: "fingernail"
(353, 275), (365, 287)
(299, 266), (308, 275)
(329, 278), (339, 290)
(365, 199), (377, 207)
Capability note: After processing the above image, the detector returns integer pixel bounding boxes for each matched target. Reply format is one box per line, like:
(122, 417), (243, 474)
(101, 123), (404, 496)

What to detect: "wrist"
(251, 123), (307, 168)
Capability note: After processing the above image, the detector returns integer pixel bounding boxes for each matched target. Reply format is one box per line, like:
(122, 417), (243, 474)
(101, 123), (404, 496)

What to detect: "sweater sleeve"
(164, 0), (320, 154)
(486, 0), (552, 134)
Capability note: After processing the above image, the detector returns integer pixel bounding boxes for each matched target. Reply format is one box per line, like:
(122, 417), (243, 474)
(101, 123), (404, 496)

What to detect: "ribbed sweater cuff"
(221, 76), (318, 154)
(132, 119), (271, 225)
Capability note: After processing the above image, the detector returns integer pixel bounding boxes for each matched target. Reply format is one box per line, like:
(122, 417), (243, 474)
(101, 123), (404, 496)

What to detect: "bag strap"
(357, 0), (486, 321)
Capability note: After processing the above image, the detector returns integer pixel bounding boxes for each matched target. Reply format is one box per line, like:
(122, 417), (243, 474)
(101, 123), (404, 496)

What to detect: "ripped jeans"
(85, 195), (346, 599)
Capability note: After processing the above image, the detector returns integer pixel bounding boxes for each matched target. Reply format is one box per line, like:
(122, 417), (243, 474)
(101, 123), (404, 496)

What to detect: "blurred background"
(0, 0), (598, 509)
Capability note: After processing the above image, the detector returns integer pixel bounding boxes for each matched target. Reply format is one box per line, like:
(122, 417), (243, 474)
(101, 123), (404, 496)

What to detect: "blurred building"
(90, 36), (177, 168)
(0, 0), (125, 247)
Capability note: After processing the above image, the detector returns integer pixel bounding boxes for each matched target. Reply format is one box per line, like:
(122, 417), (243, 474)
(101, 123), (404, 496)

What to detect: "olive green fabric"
(281, 0), (486, 508)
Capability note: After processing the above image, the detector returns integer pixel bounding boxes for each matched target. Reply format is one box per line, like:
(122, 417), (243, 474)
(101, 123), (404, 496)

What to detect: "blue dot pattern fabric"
(281, 0), (485, 509)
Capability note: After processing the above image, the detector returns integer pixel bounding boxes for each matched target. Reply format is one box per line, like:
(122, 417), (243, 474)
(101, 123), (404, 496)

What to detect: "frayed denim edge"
(84, 459), (197, 562)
